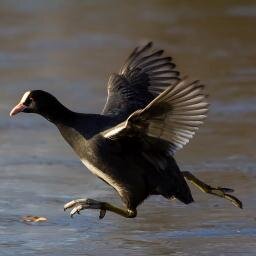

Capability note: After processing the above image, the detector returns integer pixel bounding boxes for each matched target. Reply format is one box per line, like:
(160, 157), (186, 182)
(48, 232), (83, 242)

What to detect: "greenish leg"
(182, 171), (243, 209)
(64, 198), (137, 219)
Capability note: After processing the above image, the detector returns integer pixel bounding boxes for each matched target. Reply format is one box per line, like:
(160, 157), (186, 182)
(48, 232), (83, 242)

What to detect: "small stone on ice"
(21, 215), (48, 223)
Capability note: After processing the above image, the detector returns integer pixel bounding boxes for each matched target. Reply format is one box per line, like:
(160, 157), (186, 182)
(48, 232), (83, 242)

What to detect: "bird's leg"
(182, 171), (243, 209)
(64, 198), (137, 219)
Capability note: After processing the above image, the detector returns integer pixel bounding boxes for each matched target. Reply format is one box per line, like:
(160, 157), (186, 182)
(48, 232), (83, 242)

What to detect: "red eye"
(24, 97), (32, 106)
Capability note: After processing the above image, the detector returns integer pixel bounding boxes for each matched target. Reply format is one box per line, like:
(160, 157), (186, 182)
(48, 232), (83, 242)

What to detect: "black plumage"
(10, 42), (242, 219)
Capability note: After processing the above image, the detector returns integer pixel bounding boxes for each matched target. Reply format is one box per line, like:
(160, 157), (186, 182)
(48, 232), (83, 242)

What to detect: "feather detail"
(103, 78), (208, 154)
(102, 42), (180, 117)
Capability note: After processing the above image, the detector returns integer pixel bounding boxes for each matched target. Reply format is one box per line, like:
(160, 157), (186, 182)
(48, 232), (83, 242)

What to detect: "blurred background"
(0, 0), (255, 255)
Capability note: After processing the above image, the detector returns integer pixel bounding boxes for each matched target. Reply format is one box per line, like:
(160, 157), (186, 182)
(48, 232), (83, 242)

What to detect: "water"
(0, 0), (255, 255)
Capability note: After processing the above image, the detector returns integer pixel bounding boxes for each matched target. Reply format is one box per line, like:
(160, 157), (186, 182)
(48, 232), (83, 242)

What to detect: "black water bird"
(10, 42), (242, 219)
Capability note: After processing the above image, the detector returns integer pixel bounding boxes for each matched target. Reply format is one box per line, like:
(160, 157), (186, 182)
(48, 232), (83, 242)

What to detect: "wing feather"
(102, 42), (180, 118)
(102, 78), (208, 154)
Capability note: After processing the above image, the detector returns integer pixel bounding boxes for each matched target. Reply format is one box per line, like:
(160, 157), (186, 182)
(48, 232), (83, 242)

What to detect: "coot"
(10, 42), (242, 219)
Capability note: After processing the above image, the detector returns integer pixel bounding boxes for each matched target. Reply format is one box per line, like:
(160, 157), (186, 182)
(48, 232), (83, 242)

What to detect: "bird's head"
(10, 90), (67, 122)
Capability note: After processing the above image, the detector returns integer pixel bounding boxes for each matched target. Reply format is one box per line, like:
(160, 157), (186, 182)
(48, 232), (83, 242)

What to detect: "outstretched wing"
(102, 42), (180, 118)
(102, 79), (208, 155)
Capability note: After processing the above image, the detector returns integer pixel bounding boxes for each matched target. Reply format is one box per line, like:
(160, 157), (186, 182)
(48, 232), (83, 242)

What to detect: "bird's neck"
(40, 102), (74, 125)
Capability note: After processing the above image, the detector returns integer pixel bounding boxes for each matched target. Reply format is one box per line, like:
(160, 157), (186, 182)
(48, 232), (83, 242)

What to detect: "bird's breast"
(81, 157), (125, 196)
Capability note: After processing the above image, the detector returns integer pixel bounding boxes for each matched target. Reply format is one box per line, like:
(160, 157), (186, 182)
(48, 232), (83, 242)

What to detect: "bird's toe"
(64, 198), (88, 211)
(70, 204), (84, 218)
(217, 187), (234, 193)
(64, 198), (106, 219)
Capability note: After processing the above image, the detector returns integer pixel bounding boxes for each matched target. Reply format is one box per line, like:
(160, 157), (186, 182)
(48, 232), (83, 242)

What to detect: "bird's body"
(10, 42), (242, 219)
(50, 108), (193, 210)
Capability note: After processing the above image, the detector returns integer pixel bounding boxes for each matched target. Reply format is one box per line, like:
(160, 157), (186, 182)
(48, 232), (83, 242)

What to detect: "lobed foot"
(64, 198), (106, 219)
(182, 171), (243, 209)
(205, 186), (243, 209)
(64, 198), (137, 219)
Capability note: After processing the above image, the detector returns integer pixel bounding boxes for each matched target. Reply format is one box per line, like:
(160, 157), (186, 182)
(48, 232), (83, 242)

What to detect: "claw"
(99, 209), (106, 219)
(70, 204), (84, 217)
(224, 194), (243, 209)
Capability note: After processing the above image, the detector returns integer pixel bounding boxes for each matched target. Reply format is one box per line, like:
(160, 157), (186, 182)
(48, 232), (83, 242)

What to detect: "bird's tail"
(172, 174), (194, 204)
(157, 157), (194, 204)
